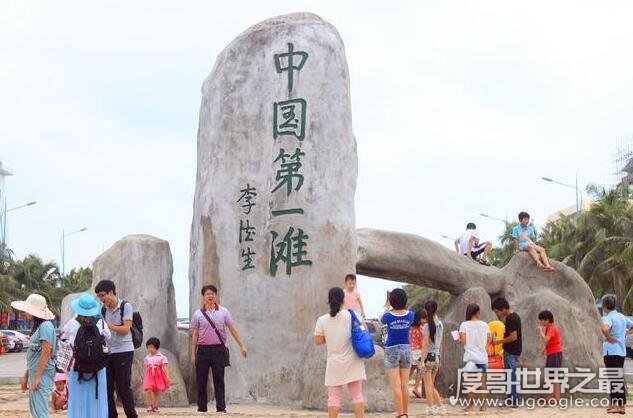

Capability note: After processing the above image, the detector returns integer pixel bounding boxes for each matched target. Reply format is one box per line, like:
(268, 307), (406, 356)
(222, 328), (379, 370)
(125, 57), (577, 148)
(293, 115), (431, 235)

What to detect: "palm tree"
(540, 184), (633, 311)
(1, 250), (94, 316)
(489, 221), (519, 267)
(576, 186), (633, 310)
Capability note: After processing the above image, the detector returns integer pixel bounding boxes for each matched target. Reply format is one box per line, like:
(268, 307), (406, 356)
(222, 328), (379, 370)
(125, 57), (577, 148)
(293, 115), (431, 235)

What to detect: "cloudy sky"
(1, 1), (632, 317)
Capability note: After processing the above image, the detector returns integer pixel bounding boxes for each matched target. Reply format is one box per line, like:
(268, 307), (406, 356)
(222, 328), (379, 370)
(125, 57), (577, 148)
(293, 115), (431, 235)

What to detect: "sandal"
(412, 388), (422, 398)
(478, 259), (491, 266)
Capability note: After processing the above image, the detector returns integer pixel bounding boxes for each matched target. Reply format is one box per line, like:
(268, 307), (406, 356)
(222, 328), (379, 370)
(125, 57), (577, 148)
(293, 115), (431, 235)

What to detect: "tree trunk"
(613, 272), (626, 311)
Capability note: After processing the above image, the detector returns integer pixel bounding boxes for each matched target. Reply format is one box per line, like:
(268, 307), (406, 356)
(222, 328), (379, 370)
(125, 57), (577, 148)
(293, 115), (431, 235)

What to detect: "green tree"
(0, 248), (92, 316)
(489, 221), (518, 267)
(63, 267), (93, 293)
(402, 284), (454, 314)
(539, 184), (633, 312)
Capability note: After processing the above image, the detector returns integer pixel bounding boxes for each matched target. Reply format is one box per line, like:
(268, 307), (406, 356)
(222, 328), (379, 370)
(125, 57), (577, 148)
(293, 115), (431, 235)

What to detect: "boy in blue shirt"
(511, 212), (555, 272)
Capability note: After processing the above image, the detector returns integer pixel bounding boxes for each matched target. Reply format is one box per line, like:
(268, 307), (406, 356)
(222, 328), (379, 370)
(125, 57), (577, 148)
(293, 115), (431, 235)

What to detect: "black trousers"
(604, 355), (626, 406)
(106, 351), (138, 418)
(196, 345), (226, 412)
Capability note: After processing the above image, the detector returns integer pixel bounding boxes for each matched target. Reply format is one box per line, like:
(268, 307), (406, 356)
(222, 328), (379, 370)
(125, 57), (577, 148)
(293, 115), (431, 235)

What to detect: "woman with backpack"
(314, 287), (366, 418)
(61, 293), (111, 418)
(11, 293), (57, 418)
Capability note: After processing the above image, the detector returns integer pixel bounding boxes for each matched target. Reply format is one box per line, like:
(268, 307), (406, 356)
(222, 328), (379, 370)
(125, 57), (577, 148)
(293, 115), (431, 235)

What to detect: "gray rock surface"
(435, 287), (494, 394)
(60, 292), (82, 326)
(299, 332), (393, 412)
(92, 234), (178, 356)
(188, 12), (357, 405)
(131, 348), (189, 407)
(176, 329), (198, 404)
(357, 228), (603, 396)
(356, 228), (505, 295)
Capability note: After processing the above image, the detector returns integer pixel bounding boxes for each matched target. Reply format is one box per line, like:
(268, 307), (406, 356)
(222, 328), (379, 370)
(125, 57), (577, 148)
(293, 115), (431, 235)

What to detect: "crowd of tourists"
(7, 210), (632, 417)
(11, 281), (248, 417)
(315, 273), (632, 417)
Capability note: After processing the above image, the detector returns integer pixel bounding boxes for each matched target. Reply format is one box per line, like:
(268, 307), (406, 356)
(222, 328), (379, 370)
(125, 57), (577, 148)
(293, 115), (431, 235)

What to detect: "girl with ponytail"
(314, 287), (366, 418)
(329, 287), (344, 317)
(420, 300), (444, 415)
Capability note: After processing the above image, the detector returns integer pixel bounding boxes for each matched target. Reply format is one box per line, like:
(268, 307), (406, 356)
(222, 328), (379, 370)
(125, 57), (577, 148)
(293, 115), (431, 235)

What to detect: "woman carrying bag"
(314, 287), (366, 418)
(12, 294), (57, 418)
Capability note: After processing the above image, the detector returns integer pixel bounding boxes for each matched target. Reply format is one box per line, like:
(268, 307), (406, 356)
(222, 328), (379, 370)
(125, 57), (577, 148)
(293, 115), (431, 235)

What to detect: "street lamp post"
(541, 174), (582, 213)
(0, 200), (37, 251)
(60, 227), (88, 280)
(542, 175), (584, 269)
(480, 213), (507, 224)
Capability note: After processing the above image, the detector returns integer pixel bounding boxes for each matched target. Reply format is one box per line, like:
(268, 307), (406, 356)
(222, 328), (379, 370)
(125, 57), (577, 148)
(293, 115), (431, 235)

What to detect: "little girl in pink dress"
(143, 337), (170, 412)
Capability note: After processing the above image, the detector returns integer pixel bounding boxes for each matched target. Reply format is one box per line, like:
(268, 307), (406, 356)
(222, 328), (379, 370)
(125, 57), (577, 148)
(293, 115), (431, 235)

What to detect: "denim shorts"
(384, 344), (411, 369)
(423, 354), (440, 373)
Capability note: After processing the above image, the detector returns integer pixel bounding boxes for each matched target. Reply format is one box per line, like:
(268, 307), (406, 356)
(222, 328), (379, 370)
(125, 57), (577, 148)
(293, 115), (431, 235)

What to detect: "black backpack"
(73, 318), (106, 398)
(102, 300), (143, 349)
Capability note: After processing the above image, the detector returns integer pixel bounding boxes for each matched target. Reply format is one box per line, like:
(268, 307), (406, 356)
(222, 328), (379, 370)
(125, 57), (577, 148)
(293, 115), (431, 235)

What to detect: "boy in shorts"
(512, 212), (555, 272)
(455, 222), (492, 265)
(538, 310), (563, 404)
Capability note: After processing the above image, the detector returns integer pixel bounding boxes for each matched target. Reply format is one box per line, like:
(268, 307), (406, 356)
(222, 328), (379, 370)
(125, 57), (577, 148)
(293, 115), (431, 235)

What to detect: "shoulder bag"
(200, 308), (231, 367)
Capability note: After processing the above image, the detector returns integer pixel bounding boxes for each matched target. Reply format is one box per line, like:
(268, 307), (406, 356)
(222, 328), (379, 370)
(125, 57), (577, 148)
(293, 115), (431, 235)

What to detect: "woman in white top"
(458, 303), (490, 412)
(314, 287), (366, 418)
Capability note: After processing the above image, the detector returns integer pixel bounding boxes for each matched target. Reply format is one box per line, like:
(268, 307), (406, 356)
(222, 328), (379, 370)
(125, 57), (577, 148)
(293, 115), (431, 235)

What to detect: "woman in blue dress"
(12, 294), (57, 418)
(61, 293), (111, 418)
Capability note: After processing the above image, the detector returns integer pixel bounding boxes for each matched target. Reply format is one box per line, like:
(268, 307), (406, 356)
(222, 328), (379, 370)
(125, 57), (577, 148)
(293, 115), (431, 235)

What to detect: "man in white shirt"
(455, 223), (492, 265)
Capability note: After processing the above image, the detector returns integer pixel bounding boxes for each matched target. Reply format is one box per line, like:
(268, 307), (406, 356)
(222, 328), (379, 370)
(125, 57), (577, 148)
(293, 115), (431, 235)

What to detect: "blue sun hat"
(71, 293), (100, 317)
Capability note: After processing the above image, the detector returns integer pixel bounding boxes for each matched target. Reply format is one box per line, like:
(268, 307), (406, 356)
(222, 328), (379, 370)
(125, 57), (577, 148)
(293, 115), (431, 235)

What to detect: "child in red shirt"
(538, 310), (563, 403)
(409, 307), (427, 399)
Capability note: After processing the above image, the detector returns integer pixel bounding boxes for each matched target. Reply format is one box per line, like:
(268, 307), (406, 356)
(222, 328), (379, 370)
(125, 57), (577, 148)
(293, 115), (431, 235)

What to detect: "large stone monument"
(92, 234), (188, 406)
(188, 12), (357, 406)
(93, 235), (179, 355)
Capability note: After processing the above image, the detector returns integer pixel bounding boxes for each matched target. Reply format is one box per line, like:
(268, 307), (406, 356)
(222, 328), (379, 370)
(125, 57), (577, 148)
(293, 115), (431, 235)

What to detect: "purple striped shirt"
(191, 305), (234, 346)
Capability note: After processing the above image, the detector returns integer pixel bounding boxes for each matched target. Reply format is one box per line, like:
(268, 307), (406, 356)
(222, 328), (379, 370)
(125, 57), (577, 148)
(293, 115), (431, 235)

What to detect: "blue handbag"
(348, 309), (375, 359)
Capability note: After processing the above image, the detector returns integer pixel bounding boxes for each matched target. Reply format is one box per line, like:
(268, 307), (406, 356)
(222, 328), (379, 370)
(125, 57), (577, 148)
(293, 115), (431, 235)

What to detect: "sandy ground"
(1, 384), (632, 418)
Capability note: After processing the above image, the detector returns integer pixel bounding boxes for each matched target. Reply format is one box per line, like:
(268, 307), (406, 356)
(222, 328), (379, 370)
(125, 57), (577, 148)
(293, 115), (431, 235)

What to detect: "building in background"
(0, 161), (13, 245)
(621, 157), (633, 189)
(612, 142), (633, 189)
(0, 160), (12, 209)
(547, 201), (594, 223)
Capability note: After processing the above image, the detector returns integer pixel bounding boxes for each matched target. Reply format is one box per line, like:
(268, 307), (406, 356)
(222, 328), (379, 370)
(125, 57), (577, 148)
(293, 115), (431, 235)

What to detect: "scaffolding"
(611, 140), (633, 188)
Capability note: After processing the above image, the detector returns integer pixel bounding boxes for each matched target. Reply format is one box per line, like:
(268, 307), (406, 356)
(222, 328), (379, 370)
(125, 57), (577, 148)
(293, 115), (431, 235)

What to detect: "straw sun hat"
(11, 293), (55, 320)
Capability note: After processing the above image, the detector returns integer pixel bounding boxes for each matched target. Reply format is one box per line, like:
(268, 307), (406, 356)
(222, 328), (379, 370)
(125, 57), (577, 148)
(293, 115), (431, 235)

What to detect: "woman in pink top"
(342, 274), (366, 318)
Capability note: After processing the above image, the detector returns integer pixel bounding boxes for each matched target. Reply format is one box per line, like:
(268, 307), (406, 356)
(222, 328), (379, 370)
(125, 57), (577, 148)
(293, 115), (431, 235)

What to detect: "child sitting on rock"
(512, 211), (555, 272)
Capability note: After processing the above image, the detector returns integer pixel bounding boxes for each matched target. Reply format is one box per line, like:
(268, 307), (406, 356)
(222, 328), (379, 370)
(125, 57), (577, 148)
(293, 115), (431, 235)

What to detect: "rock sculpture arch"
(356, 228), (603, 396)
